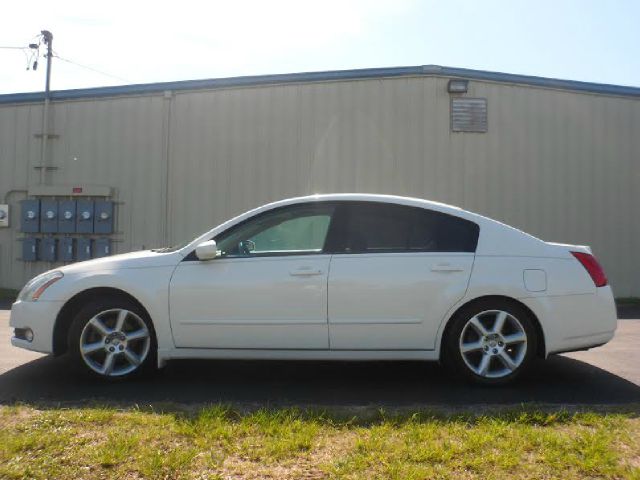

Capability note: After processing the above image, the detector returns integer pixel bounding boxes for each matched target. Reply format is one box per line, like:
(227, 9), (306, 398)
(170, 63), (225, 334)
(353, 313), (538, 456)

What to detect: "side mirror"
(195, 240), (219, 261)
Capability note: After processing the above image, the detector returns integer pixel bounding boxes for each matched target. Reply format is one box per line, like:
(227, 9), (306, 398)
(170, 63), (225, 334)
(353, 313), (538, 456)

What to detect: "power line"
(53, 53), (132, 83)
(4, 38), (132, 84)
(0, 45), (34, 70)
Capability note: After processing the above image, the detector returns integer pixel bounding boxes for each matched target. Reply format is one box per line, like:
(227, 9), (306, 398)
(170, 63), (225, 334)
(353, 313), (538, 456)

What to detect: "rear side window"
(331, 202), (479, 253)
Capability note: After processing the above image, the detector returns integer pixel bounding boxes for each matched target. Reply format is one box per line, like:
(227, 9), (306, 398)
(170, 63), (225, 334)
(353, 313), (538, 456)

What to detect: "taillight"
(571, 252), (608, 287)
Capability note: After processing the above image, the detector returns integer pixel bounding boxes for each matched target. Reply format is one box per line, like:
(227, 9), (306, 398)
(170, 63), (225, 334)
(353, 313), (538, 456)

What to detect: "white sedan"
(10, 194), (616, 384)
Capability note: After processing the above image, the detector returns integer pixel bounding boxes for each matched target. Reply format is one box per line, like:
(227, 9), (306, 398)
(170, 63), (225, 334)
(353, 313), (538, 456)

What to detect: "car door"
(169, 202), (336, 349)
(327, 202), (478, 350)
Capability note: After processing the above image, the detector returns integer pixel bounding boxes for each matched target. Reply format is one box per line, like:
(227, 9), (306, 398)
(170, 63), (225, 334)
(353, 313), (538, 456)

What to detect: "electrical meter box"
(93, 238), (111, 258)
(20, 200), (40, 233)
(22, 237), (39, 261)
(76, 200), (94, 234)
(58, 237), (74, 262)
(94, 201), (114, 234)
(39, 237), (57, 262)
(40, 200), (59, 233)
(58, 200), (76, 233)
(0, 204), (9, 227)
(76, 237), (92, 261)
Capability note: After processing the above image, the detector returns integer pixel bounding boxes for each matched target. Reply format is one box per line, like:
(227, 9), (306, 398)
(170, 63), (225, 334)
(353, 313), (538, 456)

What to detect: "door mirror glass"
(195, 240), (219, 260)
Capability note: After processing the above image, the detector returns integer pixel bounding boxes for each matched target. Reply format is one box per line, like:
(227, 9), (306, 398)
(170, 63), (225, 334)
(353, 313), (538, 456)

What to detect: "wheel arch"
(53, 287), (154, 356)
(440, 295), (546, 359)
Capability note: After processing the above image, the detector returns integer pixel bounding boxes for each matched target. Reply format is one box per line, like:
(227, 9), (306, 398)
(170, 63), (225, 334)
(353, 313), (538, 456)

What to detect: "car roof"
(267, 193), (462, 211)
(262, 193), (478, 221)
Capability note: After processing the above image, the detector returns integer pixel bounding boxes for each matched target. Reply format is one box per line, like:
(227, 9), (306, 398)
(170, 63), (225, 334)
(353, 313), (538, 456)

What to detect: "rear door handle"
(290, 266), (324, 276)
(431, 263), (465, 272)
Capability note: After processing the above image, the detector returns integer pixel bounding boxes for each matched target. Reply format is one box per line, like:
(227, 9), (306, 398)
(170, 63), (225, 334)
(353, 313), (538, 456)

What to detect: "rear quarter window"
(430, 211), (479, 252)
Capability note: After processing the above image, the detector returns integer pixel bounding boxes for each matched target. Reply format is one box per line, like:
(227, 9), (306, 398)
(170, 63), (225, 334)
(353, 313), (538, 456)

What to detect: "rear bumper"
(9, 300), (64, 354)
(521, 286), (617, 357)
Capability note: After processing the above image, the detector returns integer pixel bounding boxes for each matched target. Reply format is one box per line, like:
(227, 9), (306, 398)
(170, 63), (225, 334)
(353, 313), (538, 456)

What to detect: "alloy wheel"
(458, 309), (528, 379)
(79, 308), (151, 377)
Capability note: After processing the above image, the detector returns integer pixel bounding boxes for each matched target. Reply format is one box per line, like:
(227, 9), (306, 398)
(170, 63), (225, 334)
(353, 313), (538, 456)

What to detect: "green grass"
(0, 405), (639, 479)
(0, 288), (18, 302)
(617, 297), (640, 306)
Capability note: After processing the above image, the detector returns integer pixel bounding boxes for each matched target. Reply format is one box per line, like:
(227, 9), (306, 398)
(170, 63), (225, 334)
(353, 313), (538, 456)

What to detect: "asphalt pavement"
(1, 308), (639, 409)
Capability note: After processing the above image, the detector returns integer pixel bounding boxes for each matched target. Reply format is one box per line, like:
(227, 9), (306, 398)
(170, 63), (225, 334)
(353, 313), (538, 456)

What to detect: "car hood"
(58, 249), (182, 275)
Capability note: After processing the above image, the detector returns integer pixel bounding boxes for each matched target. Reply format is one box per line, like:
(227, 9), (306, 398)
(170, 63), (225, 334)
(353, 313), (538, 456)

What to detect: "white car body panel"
(9, 193), (617, 369)
(11, 251), (181, 354)
(328, 252), (474, 350)
(520, 286), (616, 355)
(169, 255), (331, 349)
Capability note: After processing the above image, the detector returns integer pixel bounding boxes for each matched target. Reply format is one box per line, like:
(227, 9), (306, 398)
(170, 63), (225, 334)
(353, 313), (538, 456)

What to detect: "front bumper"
(9, 300), (64, 354)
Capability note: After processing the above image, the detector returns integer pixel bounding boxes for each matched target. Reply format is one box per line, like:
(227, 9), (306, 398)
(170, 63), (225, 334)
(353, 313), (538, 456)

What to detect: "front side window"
(215, 204), (335, 257)
(332, 202), (479, 253)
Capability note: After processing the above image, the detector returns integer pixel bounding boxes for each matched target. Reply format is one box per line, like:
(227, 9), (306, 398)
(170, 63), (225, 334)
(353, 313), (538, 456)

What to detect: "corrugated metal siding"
(0, 102), (45, 285)
(0, 75), (639, 296)
(46, 96), (167, 252)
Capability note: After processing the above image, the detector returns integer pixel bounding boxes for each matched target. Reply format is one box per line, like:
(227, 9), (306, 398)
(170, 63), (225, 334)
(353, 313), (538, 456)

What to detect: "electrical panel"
(22, 237), (39, 261)
(0, 204), (9, 227)
(58, 200), (76, 233)
(93, 238), (111, 258)
(76, 237), (92, 261)
(39, 237), (57, 262)
(76, 200), (94, 234)
(58, 237), (74, 262)
(19, 192), (116, 264)
(20, 200), (40, 233)
(94, 201), (114, 234)
(40, 200), (59, 233)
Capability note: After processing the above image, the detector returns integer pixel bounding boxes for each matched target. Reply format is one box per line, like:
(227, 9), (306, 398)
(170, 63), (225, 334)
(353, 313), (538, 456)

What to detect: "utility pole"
(42, 30), (53, 96)
(38, 30), (53, 185)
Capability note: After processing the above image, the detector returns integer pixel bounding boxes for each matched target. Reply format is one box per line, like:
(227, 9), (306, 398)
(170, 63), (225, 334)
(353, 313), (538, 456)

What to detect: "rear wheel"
(444, 299), (537, 385)
(68, 297), (156, 379)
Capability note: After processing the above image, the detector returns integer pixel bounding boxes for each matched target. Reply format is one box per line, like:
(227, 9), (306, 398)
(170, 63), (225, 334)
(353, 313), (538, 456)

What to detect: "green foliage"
(0, 288), (18, 302)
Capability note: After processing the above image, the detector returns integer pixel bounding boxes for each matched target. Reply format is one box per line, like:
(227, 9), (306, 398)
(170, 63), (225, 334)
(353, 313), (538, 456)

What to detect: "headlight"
(17, 271), (64, 302)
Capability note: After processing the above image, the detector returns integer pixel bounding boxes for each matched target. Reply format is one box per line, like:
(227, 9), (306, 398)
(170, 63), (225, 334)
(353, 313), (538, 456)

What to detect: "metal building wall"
(1, 74), (638, 296)
(0, 96), (167, 288)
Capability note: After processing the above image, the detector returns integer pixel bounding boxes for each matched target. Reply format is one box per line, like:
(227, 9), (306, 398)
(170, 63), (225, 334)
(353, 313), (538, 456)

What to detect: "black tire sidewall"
(67, 297), (157, 380)
(444, 299), (538, 385)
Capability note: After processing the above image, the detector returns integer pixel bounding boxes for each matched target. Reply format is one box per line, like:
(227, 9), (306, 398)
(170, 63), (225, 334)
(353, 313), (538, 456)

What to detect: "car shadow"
(1, 354), (639, 410)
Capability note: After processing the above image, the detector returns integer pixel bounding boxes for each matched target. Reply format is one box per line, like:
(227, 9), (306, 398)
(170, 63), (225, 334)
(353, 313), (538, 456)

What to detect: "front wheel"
(68, 298), (156, 379)
(444, 300), (537, 385)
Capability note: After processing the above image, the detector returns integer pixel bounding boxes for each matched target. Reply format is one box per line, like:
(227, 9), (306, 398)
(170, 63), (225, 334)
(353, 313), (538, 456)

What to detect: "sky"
(0, 0), (638, 95)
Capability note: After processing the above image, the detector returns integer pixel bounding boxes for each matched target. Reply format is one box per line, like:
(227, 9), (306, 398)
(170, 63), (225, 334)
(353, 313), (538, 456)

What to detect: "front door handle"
(290, 267), (324, 276)
(431, 263), (465, 272)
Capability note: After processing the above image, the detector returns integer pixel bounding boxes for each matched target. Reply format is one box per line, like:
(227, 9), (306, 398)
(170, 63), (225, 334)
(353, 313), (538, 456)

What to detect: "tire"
(443, 299), (538, 385)
(67, 296), (157, 380)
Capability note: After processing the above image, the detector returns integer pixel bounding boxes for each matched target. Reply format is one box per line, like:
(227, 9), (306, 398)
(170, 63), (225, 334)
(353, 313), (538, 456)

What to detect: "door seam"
(326, 254), (334, 349)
